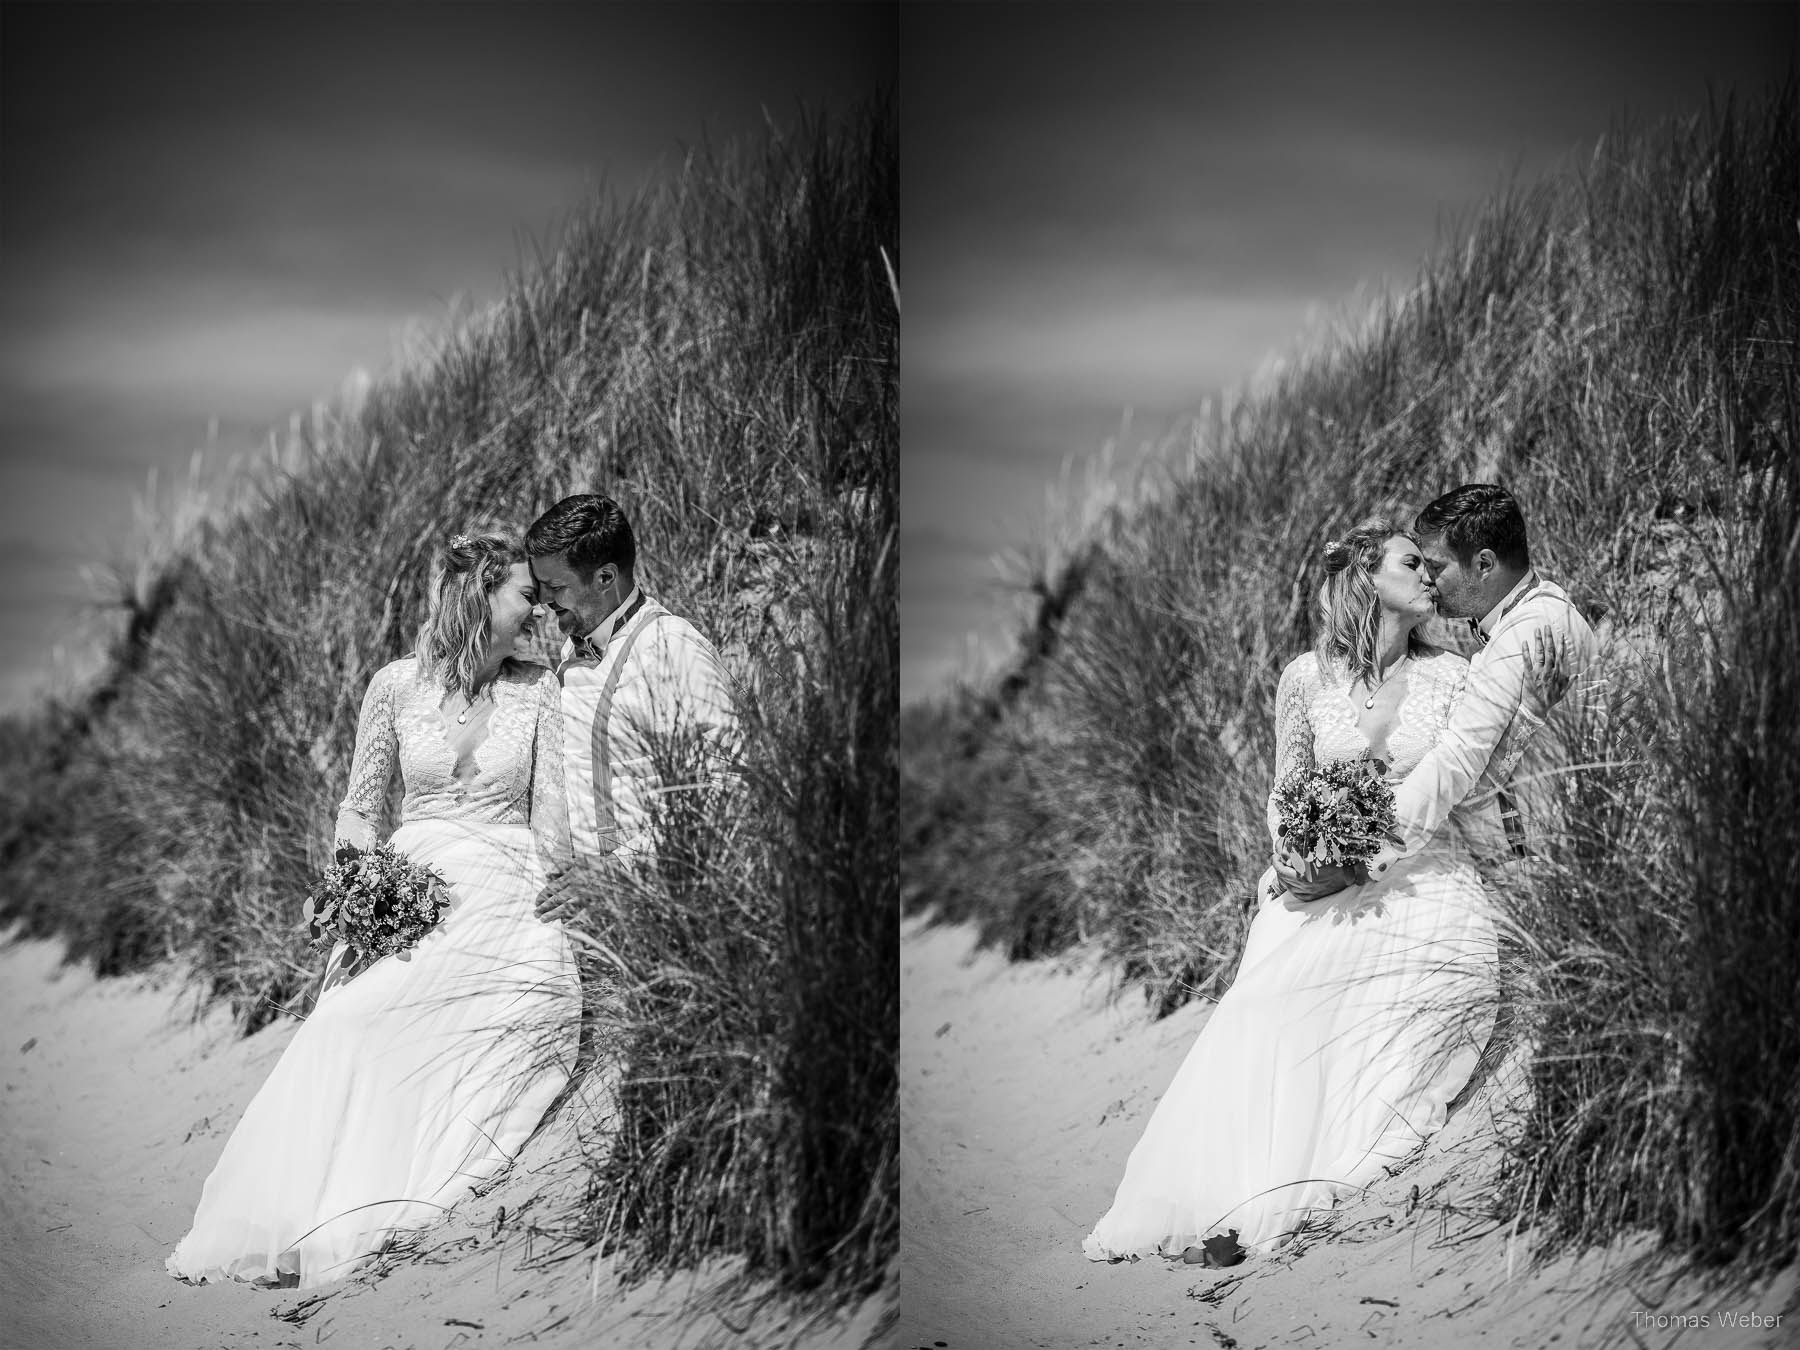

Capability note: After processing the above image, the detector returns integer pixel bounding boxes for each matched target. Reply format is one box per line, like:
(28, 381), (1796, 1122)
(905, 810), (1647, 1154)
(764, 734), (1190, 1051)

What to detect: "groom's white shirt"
(1392, 571), (1599, 860)
(555, 588), (738, 863)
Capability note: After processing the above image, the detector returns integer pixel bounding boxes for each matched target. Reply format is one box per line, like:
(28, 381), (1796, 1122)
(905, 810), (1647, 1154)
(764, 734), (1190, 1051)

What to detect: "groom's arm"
(1388, 625), (1560, 858)
(670, 624), (739, 786)
(611, 622), (741, 864)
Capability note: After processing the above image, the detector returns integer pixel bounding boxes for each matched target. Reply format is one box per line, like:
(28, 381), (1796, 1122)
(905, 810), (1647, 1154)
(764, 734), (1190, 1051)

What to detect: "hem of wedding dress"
(1082, 1115), (1459, 1263)
(166, 1250), (295, 1288)
(1085, 1178), (1375, 1261)
(165, 1246), (372, 1291)
(1081, 1231), (1285, 1264)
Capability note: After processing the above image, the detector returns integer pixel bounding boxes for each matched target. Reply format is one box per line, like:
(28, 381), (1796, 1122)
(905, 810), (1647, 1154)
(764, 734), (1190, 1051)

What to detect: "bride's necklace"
(454, 685), (494, 725)
(1360, 654), (1410, 710)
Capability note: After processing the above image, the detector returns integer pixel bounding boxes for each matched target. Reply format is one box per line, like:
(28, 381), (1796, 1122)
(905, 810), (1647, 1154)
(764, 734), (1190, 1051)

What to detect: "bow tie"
(569, 593), (648, 663)
(1467, 617), (1489, 649)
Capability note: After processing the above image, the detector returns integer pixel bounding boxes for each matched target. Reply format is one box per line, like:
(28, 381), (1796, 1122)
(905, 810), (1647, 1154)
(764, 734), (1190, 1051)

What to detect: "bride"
(167, 530), (580, 1289)
(1083, 518), (1517, 1263)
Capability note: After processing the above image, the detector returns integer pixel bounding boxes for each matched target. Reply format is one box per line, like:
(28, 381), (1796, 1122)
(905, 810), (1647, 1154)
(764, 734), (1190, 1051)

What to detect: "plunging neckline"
(432, 681), (503, 786)
(1335, 658), (1413, 769)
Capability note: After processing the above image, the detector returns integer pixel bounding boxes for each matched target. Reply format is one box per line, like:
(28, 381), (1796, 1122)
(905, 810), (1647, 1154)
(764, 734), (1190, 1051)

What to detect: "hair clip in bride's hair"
(1322, 539), (1354, 575)
(450, 533), (474, 550)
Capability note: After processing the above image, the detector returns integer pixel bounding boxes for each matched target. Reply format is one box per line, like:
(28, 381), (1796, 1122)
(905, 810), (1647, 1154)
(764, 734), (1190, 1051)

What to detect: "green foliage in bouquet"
(303, 843), (451, 965)
(1270, 757), (1397, 870)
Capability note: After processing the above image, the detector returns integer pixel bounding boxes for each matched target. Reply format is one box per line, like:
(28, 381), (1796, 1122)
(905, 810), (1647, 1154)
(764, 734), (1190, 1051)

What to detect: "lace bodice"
(1267, 648), (1468, 850)
(334, 657), (569, 866)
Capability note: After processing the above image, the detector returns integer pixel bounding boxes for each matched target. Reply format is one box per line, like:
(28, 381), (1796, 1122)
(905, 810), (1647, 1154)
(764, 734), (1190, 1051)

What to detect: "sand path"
(899, 917), (1793, 1350)
(0, 934), (891, 1350)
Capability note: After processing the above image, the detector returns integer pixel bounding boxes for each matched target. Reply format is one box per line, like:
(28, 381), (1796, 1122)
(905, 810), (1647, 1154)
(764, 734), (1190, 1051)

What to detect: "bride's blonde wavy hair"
(1314, 517), (1430, 683)
(414, 531), (525, 699)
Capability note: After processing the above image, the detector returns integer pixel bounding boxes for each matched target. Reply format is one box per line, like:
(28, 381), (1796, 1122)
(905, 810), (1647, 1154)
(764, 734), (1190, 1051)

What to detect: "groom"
(525, 493), (738, 910)
(1281, 483), (1598, 899)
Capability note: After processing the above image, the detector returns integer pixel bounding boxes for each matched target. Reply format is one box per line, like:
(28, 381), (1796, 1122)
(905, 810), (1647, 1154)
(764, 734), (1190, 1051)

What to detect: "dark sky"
(900, 1), (1795, 703)
(0, 1), (894, 712)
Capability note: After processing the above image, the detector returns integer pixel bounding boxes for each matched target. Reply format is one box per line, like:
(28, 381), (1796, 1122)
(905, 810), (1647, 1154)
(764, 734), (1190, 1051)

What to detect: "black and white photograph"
(1, 4), (895, 1347)
(6, 2), (1800, 1349)
(901, 4), (1796, 1348)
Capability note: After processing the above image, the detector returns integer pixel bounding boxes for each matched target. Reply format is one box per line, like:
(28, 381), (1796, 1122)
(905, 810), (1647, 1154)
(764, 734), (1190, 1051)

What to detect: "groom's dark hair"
(526, 494), (636, 580)
(1414, 484), (1529, 570)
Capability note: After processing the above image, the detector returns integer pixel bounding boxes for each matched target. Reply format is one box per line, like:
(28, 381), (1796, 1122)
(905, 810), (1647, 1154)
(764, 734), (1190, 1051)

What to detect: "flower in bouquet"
(1270, 756), (1398, 873)
(303, 842), (451, 966)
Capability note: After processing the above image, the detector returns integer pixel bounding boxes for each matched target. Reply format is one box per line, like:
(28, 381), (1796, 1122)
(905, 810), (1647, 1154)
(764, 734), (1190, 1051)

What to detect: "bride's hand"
(1272, 849), (1355, 903)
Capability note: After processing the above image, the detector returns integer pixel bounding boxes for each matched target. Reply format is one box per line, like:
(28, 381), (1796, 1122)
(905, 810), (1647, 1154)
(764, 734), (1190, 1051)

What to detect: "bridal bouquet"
(1270, 756), (1398, 872)
(303, 843), (451, 966)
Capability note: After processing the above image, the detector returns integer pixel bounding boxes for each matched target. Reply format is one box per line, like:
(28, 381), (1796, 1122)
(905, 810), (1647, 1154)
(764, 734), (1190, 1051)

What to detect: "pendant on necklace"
(1363, 655), (1405, 709)
(456, 687), (489, 725)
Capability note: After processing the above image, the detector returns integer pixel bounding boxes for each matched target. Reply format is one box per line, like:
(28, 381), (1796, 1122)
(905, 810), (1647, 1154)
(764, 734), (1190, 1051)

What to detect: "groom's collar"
(573, 587), (646, 658)
(1477, 569), (1539, 637)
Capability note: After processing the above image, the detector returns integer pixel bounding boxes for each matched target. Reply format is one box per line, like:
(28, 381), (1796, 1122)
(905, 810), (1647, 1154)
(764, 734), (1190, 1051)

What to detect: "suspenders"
(584, 604), (657, 854)
(1481, 574), (1541, 861)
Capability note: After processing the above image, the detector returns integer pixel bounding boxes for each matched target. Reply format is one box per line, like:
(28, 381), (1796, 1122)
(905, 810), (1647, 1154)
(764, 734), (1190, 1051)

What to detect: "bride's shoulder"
(1279, 650), (1316, 677)
(1278, 650), (1327, 692)
(368, 655), (422, 690)
(499, 659), (559, 706)
(500, 658), (554, 689)
(1413, 645), (1469, 671)
(1410, 645), (1470, 689)
(351, 657), (422, 715)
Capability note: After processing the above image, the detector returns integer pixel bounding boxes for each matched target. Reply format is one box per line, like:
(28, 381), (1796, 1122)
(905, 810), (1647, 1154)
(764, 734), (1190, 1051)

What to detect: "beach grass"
(903, 82), (1798, 1277)
(0, 96), (896, 1298)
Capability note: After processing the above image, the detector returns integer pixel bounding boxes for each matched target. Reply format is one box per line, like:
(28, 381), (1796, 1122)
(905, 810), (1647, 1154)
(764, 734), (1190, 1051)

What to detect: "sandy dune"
(0, 935), (892, 1350)
(899, 917), (1793, 1350)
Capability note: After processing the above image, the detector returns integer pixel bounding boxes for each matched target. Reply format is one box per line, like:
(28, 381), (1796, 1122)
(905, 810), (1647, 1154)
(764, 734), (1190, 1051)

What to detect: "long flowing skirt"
(166, 819), (579, 1289)
(1082, 845), (1496, 1260)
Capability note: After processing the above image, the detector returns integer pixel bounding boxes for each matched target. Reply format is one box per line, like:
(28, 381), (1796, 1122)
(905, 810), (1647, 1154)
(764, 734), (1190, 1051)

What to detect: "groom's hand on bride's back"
(535, 856), (628, 924)
(535, 866), (586, 925)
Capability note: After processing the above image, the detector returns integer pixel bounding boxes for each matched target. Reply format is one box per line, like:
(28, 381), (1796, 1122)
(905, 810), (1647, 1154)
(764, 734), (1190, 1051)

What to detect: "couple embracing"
(1084, 483), (1597, 1266)
(166, 493), (737, 1290)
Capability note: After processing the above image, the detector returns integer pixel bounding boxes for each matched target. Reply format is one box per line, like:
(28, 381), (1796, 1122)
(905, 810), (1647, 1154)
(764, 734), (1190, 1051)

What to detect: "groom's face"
(530, 552), (623, 639)
(1418, 533), (1487, 620)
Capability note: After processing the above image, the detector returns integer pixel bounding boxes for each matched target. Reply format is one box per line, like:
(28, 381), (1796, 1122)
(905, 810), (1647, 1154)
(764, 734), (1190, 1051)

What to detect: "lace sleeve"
(1266, 657), (1315, 851)
(334, 662), (402, 850)
(530, 669), (571, 869)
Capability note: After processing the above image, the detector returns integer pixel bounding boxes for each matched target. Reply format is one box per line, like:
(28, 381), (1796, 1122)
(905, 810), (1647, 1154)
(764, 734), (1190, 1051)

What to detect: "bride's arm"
(1266, 657), (1314, 854)
(530, 669), (572, 871)
(333, 663), (401, 853)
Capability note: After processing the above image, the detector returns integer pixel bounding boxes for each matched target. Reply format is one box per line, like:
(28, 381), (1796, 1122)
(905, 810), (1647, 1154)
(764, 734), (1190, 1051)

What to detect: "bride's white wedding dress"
(1083, 647), (1501, 1260)
(167, 657), (579, 1289)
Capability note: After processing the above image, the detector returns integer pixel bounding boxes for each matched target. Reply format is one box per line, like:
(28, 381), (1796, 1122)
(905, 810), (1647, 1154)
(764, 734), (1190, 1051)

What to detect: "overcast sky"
(900, 1), (1795, 703)
(0, 1), (893, 713)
